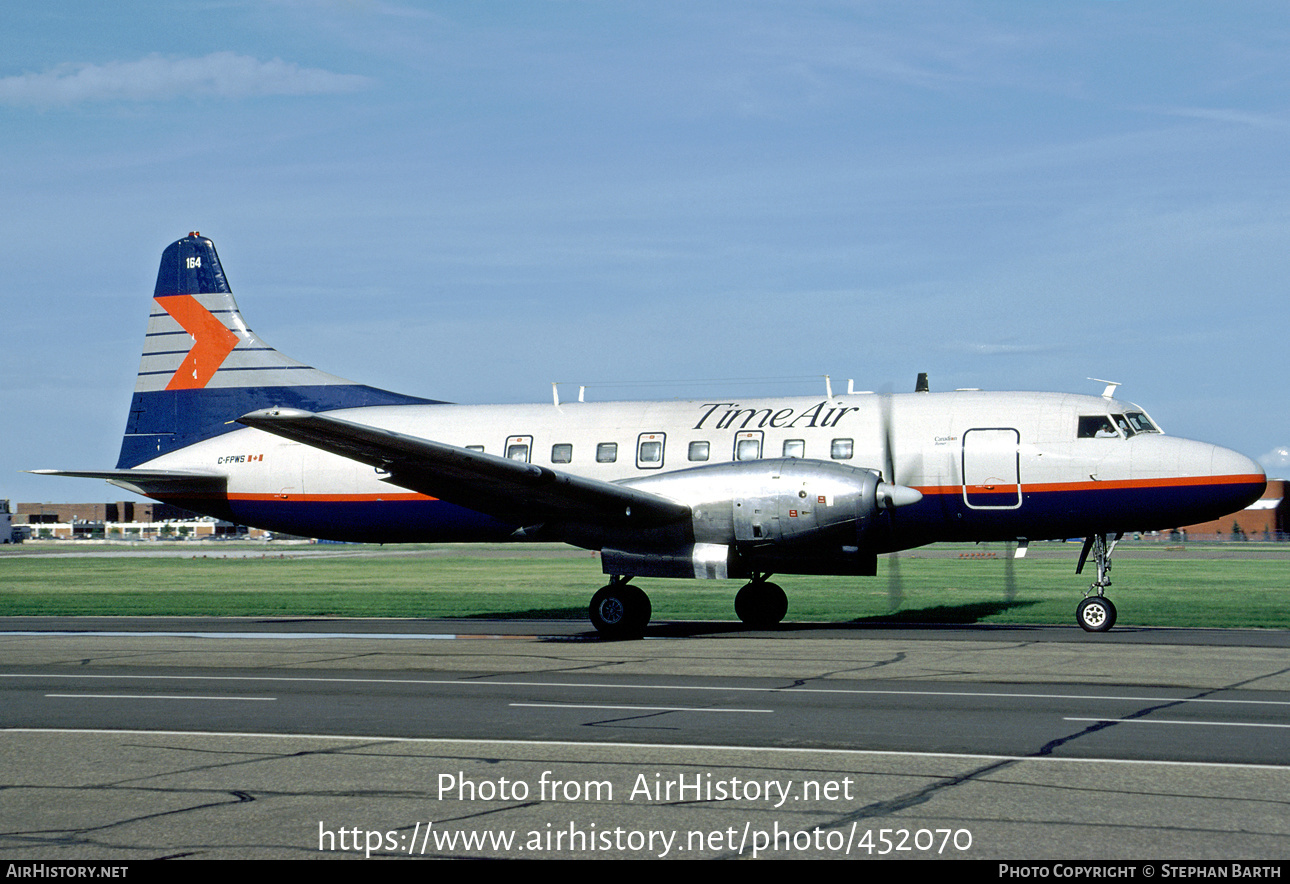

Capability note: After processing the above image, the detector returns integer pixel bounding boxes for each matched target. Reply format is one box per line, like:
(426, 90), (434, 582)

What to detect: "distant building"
(15, 501), (198, 524)
(12, 500), (266, 540)
(1, 500), (13, 543)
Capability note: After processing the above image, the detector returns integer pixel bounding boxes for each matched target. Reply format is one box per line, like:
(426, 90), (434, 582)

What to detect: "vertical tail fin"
(117, 232), (437, 468)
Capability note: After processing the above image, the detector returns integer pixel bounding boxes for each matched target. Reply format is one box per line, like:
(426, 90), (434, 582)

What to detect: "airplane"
(37, 233), (1267, 638)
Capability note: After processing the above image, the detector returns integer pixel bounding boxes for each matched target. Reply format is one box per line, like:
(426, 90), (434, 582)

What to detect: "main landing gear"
(589, 577), (651, 640)
(1075, 533), (1121, 632)
(588, 574), (790, 639)
(734, 576), (788, 629)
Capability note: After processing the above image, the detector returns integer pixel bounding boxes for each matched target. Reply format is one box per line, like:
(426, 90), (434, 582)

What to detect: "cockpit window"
(1078, 415), (1119, 439)
(1123, 412), (1159, 434)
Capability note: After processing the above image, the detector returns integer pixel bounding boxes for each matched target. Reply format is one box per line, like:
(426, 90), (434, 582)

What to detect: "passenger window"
(596, 442), (618, 463)
(551, 443), (572, 464)
(637, 434), (664, 468)
(1078, 416), (1119, 438)
(735, 435), (761, 461)
(831, 438), (854, 459)
(783, 439), (804, 458)
(688, 441), (710, 462)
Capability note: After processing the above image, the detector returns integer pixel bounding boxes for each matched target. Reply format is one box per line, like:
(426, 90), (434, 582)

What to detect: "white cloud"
(954, 341), (1067, 356)
(1259, 446), (1290, 476)
(1142, 105), (1290, 132)
(0, 53), (372, 107)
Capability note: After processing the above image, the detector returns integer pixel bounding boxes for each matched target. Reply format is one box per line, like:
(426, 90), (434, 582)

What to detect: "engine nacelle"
(601, 458), (919, 579)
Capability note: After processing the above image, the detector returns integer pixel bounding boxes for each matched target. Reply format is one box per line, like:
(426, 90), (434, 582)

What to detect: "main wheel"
(1076, 596), (1117, 632)
(589, 583), (651, 640)
(735, 581), (788, 628)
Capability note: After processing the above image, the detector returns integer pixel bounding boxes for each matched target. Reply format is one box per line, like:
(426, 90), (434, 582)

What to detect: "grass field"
(3, 540), (1287, 628)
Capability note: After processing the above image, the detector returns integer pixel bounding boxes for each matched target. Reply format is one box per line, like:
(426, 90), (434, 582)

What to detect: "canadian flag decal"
(155, 295), (240, 390)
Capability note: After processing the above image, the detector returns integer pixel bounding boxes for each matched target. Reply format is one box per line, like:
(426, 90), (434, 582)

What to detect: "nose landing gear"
(1075, 532), (1121, 632)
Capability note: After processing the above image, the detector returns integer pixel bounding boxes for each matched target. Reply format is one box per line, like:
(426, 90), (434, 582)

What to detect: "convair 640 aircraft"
(40, 233), (1266, 638)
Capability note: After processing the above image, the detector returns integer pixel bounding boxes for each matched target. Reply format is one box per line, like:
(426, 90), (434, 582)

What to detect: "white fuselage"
(139, 389), (1263, 550)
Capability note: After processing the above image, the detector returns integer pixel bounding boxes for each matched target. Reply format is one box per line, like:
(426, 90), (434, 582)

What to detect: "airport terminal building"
(8, 500), (266, 541)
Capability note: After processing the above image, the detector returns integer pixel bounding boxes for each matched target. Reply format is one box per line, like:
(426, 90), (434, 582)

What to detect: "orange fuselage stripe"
(213, 473), (1263, 505)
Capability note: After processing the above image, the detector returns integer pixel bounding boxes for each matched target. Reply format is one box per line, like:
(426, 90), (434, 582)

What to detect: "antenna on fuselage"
(1089, 378), (1121, 399)
(915, 372), (929, 393)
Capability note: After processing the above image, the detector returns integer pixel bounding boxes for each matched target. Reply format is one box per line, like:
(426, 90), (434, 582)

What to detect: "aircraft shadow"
(466, 607), (588, 621)
(847, 598), (1043, 626)
(519, 598), (1048, 640)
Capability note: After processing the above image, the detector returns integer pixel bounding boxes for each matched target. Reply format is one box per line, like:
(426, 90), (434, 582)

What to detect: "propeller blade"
(1003, 541), (1017, 602)
(879, 388), (896, 484)
(886, 551), (903, 612)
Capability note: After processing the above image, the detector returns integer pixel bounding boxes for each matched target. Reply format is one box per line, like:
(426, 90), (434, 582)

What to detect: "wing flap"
(236, 408), (691, 528)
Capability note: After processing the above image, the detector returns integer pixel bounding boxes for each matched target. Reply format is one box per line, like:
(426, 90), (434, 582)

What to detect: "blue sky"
(3, 0), (1287, 504)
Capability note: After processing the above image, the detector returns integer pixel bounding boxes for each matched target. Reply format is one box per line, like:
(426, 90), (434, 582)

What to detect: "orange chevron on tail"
(155, 294), (240, 390)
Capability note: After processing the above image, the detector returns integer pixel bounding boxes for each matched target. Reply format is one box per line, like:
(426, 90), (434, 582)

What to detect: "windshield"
(1079, 411), (1161, 439)
(1122, 412), (1159, 434)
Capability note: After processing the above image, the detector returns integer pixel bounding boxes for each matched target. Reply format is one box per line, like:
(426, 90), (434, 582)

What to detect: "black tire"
(1076, 596), (1116, 633)
(735, 581), (788, 628)
(589, 583), (651, 640)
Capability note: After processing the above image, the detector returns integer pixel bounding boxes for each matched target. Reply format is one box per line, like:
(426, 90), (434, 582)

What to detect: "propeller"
(874, 379), (923, 507)
(878, 385), (904, 612)
(876, 374), (930, 613)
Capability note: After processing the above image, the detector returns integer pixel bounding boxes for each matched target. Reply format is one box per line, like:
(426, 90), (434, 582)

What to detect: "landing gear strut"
(589, 577), (651, 640)
(735, 576), (788, 628)
(1075, 533), (1121, 632)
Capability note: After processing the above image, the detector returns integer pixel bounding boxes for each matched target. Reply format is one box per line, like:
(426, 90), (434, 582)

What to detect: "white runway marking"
(1065, 716), (1290, 729)
(6, 672), (1287, 708)
(510, 702), (773, 714)
(4, 728), (1289, 771)
(45, 693), (277, 701)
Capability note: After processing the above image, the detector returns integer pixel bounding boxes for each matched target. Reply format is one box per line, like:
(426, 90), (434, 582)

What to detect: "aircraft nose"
(1212, 444), (1265, 486)
(1209, 443), (1267, 511)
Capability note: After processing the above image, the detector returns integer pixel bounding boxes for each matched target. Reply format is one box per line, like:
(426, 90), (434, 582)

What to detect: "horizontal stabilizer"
(29, 469), (227, 497)
(237, 408), (692, 529)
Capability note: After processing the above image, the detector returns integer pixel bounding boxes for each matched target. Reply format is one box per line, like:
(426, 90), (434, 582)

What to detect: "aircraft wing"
(237, 407), (692, 529)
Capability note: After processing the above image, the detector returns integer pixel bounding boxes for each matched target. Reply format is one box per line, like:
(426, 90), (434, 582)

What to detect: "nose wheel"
(1074, 532), (1121, 632)
(1076, 594), (1117, 632)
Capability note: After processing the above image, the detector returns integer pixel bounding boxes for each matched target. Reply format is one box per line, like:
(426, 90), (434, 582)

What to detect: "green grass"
(1, 543), (1287, 628)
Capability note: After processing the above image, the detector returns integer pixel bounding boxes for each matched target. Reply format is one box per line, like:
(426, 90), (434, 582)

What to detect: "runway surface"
(1, 617), (1287, 860)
